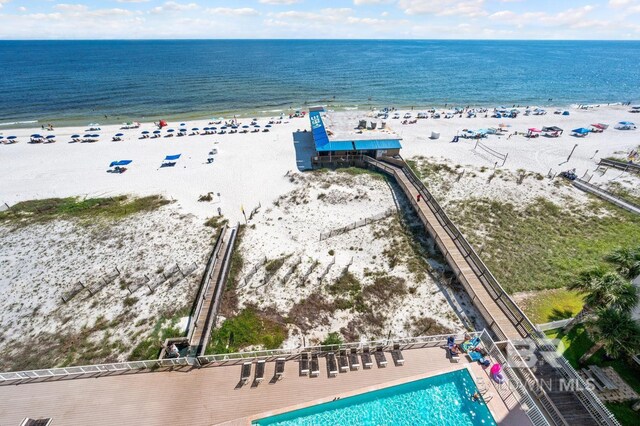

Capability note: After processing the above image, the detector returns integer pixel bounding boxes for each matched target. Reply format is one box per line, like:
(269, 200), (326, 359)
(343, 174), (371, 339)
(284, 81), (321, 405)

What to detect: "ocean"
(1, 40), (639, 126)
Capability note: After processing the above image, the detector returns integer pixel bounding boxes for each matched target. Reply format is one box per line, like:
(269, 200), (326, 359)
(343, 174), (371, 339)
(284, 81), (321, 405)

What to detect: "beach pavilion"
(309, 106), (401, 165)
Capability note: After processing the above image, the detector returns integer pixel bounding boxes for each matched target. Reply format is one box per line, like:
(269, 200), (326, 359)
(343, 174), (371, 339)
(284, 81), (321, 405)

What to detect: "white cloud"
(150, 1), (198, 14)
(206, 7), (259, 16)
(353, 0), (394, 4)
(0, 0), (11, 9)
(117, 0), (150, 3)
(489, 5), (597, 28)
(259, 0), (301, 4)
(54, 4), (89, 12)
(18, 6), (26, 12)
(399, 0), (487, 18)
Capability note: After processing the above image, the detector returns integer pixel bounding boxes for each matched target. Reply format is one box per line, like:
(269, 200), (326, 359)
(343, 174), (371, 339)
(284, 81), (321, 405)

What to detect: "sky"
(0, 0), (639, 39)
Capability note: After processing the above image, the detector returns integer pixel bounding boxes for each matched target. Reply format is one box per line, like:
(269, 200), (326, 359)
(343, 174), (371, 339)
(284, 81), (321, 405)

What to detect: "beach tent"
(109, 160), (133, 167)
(161, 154), (181, 168)
(159, 120), (168, 128)
(562, 111), (570, 116)
(615, 121), (636, 130)
(571, 128), (590, 136)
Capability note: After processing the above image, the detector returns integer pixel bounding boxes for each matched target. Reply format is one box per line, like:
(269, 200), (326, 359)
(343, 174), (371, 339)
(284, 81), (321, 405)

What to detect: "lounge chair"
(275, 358), (285, 380)
(447, 336), (460, 362)
(362, 347), (373, 369)
(327, 352), (338, 377)
(310, 353), (320, 377)
(240, 362), (252, 385)
(338, 350), (349, 372)
(349, 348), (360, 370)
(299, 352), (310, 376)
(374, 347), (388, 368)
(391, 343), (404, 366)
(254, 359), (265, 384)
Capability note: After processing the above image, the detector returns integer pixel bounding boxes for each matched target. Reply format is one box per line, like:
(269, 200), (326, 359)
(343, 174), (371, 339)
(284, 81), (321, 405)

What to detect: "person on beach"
(417, 194), (422, 202)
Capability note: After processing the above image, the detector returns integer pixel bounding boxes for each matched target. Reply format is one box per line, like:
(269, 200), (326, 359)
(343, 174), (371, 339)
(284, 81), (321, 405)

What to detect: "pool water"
(253, 369), (497, 426)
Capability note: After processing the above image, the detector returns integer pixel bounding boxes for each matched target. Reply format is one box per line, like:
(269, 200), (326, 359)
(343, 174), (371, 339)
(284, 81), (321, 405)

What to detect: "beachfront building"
(309, 106), (401, 166)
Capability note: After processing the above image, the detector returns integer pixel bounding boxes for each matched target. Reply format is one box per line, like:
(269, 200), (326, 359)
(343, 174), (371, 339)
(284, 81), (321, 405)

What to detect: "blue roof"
(353, 139), (402, 150)
(316, 141), (355, 152)
(309, 109), (402, 152)
(309, 110), (330, 151)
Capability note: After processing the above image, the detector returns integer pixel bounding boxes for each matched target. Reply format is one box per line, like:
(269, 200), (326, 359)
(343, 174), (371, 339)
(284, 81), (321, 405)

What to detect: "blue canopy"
(153, 130), (161, 134)
(164, 154), (181, 161)
(619, 121), (634, 125)
(572, 128), (590, 134)
(192, 127), (199, 130)
(84, 134), (92, 137)
(562, 111), (570, 116)
(309, 109), (330, 151)
(71, 134), (80, 138)
(92, 134), (100, 137)
(180, 123), (185, 126)
(115, 133), (124, 137)
(353, 139), (402, 151)
(7, 136), (16, 139)
(166, 129), (174, 132)
(142, 131), (150, 134)
(242, 125), (249, 128)
(47, 135), (55, 138)
(31, 134), (42, 138)
(110, 160), (132, 167)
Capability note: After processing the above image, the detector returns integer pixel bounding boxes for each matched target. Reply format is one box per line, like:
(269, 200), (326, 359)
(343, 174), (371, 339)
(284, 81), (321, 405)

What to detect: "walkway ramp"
(573, 179), (640, 215)
(364, 156), (617, 426)
(598, 158), (640, 175)
(188, 225), (238, 356)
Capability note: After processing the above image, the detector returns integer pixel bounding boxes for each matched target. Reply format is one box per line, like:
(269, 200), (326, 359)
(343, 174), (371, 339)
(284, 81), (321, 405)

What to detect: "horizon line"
(1, 38), (639, 42)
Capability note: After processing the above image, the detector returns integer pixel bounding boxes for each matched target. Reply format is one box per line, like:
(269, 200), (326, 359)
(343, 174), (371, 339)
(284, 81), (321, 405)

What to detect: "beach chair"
(254, 359), (265, 384)
(391, 343), (404, 366)
(240, 362), (252, 385)
(349, 348), (360, 370)
(299, 352), (310, 376)
(361, 347), (373, 369)
(310, 353), (320, 377)
(327, 353), (338, 377)
(275, 358), (285, 380)
(374, 347), (388, 368)
(338, 350), (349, 373)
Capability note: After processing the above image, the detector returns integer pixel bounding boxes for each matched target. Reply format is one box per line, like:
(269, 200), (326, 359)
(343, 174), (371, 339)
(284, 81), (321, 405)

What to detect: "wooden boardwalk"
(189, 225), (238, 355)
(365, 157), (609, 426)
(366, 158), (521, 340)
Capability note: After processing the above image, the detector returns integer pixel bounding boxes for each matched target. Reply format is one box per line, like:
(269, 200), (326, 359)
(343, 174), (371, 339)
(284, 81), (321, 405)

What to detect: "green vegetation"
(448, 197), (640, 292)
(328, 271), (362, 296)
(208, 307), (287, 354)
(265, 255), (289, 275)
(129, 306), (189, 361)
(519, 288), (584, 323)
(204, 215), (228, 228)
(607, 182), (640, 206)
(546, 325), (640, 426)
(379, 215), (430, 282)
(336, 167), (384, 180)
(0, 195), (170, 225)
(321, 332), (344, 346)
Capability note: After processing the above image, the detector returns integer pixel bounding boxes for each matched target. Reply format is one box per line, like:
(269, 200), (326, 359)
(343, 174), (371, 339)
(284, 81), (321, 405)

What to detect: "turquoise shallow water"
(253, 369), (496, 426)
(1, 40), (639, 126)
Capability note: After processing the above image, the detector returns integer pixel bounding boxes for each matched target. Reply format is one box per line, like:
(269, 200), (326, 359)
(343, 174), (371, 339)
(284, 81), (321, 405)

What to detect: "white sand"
(1, 105), (638, 221)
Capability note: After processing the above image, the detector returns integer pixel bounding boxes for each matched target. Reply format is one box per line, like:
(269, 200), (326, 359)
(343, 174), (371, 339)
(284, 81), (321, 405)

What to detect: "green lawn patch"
(129, 306), (189, 361)
(336, 167), (384, 180)
(0, 195), (170, 225)
(519, 288), (584, 324)
(208, 307), (287, 354)
(547, 325), (640, 426)
(448, 197), (640, 292)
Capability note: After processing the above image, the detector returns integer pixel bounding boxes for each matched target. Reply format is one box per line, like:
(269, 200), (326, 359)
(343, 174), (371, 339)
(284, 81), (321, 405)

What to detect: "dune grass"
(0, 195), (171, 225)
(207, 307), (286, 354)
(448, 197), (640, 292)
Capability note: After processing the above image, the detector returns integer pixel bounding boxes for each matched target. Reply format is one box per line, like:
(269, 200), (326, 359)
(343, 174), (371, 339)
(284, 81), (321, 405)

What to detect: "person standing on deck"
(417, 194), (422, 202)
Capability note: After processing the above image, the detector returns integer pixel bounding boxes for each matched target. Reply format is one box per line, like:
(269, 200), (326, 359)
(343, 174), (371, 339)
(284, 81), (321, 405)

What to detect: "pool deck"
(0, 347), (532, 425)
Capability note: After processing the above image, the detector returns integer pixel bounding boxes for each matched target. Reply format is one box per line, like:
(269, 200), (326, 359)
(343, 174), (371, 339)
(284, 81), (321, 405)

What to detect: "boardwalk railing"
(537, 318), (573, 331)
(0, 357), (197, 386)
(572, 178), (640, 215)
(364, 156), (619, 426)
(598, 158), (640, 175)
(319, 208), (395, 241)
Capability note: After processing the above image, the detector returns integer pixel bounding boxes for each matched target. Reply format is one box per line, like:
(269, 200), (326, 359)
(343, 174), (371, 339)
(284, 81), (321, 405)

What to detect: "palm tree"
(579, 307), (640, 364)
(606, 245), (640, 280)
(563, 269), (637, 332)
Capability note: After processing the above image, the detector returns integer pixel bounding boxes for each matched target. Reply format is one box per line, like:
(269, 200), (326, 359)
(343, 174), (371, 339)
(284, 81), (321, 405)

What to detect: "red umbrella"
(528, 128), (542, 132)
(591, 123), (605, 129)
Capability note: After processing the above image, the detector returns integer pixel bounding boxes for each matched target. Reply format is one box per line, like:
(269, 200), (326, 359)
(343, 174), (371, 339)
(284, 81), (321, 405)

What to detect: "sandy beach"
(1, 104), (638, 224)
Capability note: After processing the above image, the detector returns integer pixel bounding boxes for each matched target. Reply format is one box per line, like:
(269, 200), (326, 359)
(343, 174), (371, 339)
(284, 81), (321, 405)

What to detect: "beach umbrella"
(192, 127), (199, 131)
(7, 136), (16, 140)
(71, 134), (80, 138)
(220, 126), (227, 129)
(84, 134), (92, 138)
(528, 128), (542, 132)
(619, 121), (634, 126)
(265, 124), (272, 128)
(211, 127), (217, 130)
(92, 134), (100, 138)
(254, 124), (260, 128)
(242, 125), (249, 128)
(142, 131), (150, 134)
(572, 128), (590, 134)
(167, 129), (175, 133)
(47, 135), (56, 139)
(153, 130), (161, 134)
(591, 124), (605, 130)
(31, 134), (42, 138)
(115, 133), (124, 137)
(180, 123), (186, 126)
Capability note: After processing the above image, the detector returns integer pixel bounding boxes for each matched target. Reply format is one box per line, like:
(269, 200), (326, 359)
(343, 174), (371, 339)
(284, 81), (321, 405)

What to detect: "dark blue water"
(1, 40), (639, 125)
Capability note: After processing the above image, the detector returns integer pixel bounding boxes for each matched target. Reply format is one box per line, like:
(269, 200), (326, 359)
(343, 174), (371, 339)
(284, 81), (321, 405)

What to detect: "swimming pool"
(253, 368), (496, 426)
